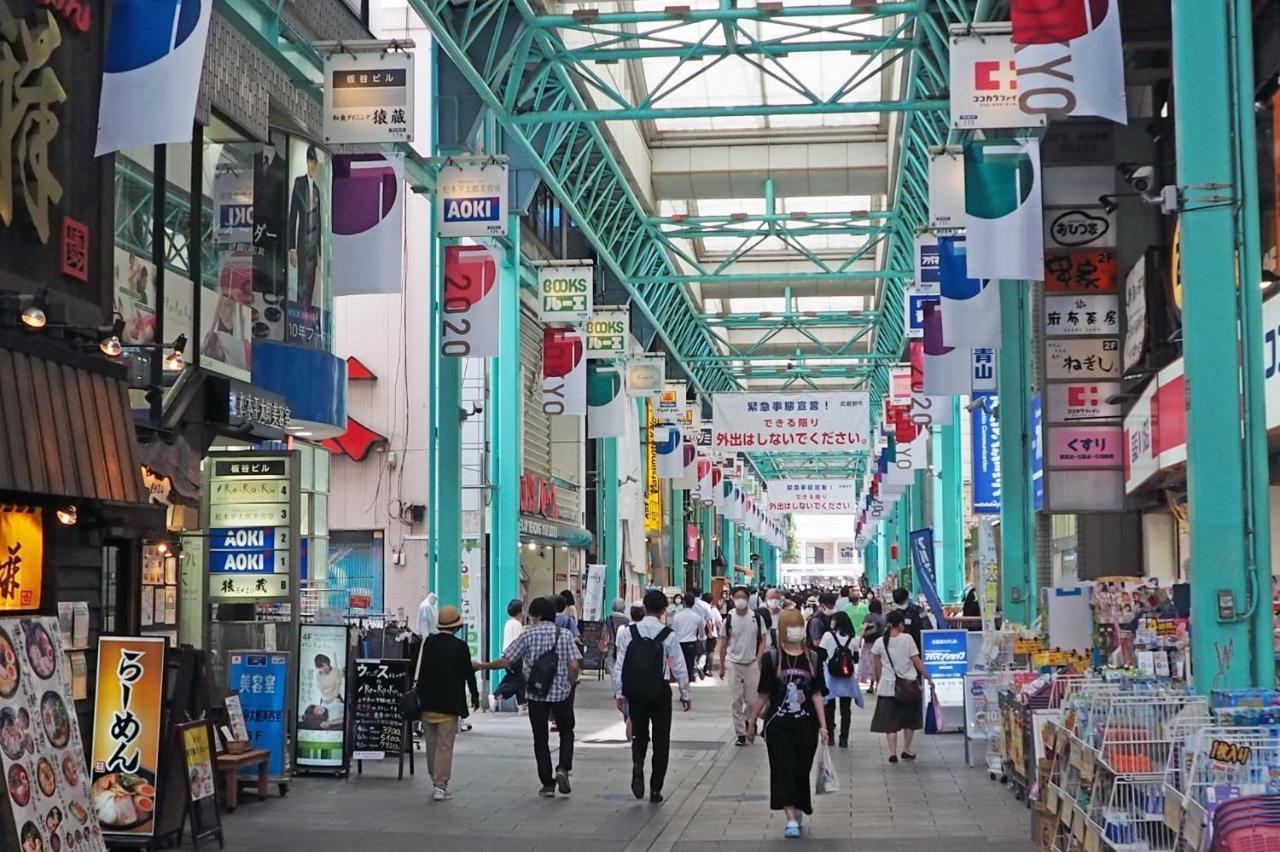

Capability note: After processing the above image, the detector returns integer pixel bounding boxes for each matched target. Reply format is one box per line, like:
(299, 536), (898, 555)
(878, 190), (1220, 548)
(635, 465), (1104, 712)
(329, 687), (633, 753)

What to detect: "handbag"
(399, 636), (427, 721)
(882, 635), (922, 703)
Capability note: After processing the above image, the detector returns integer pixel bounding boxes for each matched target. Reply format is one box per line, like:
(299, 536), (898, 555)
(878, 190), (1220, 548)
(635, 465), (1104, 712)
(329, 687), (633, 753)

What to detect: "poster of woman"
(294, 624), (350, 772)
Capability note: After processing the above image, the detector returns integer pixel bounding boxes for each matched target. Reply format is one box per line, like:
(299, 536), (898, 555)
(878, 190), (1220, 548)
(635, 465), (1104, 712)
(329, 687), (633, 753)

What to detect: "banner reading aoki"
(543, 328), (586, 417)
(436, 158), (508, 238)
(711, 392), (870, 453)
(765, 480), (857, 514)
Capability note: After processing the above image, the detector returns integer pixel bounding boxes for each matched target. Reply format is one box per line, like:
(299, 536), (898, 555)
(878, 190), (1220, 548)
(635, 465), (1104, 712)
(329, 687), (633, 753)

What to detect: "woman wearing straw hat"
(415, 605), (480, 801)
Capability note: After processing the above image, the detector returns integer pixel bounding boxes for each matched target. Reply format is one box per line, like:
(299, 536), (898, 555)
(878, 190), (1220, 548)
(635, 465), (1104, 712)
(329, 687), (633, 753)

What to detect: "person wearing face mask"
(870, 610), (934, 763)
(720, 587), (766, 746)
(671, 593), (684, 612)
(762, 590), (783, 651)
(806, 593), (836, 659)
(671, 591), (707, 684)
(746, 608), (828, 838)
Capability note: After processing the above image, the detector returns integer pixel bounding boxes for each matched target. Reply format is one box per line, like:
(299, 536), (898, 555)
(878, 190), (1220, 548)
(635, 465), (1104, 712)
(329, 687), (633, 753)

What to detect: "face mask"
(785, 627), (805, 643)
(767, 599), (781, 611)
(733, 598), (749, 610)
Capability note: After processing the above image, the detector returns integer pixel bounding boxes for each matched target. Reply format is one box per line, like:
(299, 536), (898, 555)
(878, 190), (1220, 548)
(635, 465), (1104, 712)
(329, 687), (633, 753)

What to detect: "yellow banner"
(645, 402), (662, 535)
(91, 637), (167, 836)
(0, 506), (42, 611)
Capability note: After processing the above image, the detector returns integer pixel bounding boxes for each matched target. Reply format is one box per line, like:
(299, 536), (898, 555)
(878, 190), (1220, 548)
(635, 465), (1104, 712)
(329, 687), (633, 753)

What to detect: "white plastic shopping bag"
(814, 743), (840, 794)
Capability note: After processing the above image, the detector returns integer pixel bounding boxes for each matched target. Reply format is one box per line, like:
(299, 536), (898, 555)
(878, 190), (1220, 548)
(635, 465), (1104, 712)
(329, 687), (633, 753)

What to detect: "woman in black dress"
(746, 607), (828, 839)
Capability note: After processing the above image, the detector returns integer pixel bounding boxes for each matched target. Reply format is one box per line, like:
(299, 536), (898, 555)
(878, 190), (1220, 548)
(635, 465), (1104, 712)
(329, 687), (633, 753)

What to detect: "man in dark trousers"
(613, 589), (691, 803)
(288, 145), (322, 306)
(415, 605), (480, 801)
(892, 587), (933, 650)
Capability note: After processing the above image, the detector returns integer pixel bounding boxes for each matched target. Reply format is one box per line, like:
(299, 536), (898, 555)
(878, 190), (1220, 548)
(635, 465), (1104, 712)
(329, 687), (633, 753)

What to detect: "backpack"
(827, 634), (857, 679)
(621, 625), (672, 704)
(724, 610), (765, 644)
(807, 611), (830, 653)
(525, 627), (562, 699)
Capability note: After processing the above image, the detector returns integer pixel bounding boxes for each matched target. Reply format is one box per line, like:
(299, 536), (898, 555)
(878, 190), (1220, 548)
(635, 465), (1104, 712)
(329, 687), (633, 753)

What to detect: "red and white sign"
(765, 480), (858, 515)
(1123, 360), (1187, 493)
(949, 32), (1045, 130)
(442, 245), (499, 357)
(711, 392), (870, 453)
(543, 327), (586, 416)
(1010, 0), (1127, 124)
(1048, 426), (1123, 469)
(1046, 381), (1122, 423)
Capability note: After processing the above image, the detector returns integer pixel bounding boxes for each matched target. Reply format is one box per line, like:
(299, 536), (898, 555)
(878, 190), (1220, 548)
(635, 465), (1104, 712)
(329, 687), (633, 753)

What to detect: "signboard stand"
(293, 625), (353, 778)
(354, 720), (415, 780)
(175, 721), (223, 851)
(352, 658), (414, 779)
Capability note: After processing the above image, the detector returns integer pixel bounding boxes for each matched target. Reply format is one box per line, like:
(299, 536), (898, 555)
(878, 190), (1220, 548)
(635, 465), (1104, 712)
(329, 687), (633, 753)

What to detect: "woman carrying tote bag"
(869, 609), (934, 763)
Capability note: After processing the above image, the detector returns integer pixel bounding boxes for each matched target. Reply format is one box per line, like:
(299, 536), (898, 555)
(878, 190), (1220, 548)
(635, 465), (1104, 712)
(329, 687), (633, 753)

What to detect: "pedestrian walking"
(858, 597), (887, 688)
(475, 596), (582, 797)
(891, 587), (932, 650)
(700, 593), (722, 677)
(605, 597), (630, 676)
(819, 611), (864, 748)
(806, 592), (835, 657)
(613, 589), (691, 803)
(495, 599), (528, 711)
(746, 608), (828, 839)
(719, 586), (766, 745)
(671, 594), (706, 682)
(415, 605), (480, 801)
(870, 610), (934, 763)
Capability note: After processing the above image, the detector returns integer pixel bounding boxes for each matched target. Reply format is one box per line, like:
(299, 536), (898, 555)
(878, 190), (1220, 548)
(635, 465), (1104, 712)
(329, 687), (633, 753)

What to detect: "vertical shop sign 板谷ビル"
(204, 454), (299, 602)
(323, 50), (414, 145)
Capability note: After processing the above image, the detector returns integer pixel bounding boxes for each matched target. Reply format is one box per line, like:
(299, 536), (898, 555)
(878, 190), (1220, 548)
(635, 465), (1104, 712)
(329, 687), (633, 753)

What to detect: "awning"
(0, 343), (147, 505)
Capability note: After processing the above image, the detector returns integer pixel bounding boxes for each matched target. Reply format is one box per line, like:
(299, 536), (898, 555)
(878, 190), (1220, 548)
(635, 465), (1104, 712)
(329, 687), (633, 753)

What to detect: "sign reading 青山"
(537, 264), (593, 324)
(436, 158), (508, 238)
(711, 393), (870, 453)
(764, 480), (857, 514)
(204, 453), (299, 602)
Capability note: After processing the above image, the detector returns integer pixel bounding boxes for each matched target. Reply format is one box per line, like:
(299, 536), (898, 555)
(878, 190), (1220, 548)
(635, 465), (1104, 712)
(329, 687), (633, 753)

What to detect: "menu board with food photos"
(0, 617), (106, 851)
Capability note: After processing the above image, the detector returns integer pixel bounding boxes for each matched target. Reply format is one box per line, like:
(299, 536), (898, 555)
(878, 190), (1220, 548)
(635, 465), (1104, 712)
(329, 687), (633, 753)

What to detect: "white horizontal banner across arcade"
(765, 480), (858, 514)
(711, 392), (870, 454)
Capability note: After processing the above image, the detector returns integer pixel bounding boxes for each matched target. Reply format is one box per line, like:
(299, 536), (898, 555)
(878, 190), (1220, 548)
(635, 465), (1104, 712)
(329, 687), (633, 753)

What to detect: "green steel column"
(489, 213), (522, 678)
(700, 505), (713, 592)
(865, 537), (879, 585)
(899, 488), (914, 593)
(723, 517), (736, 585)
(599, 437), (621, 603)
(883, 505), (898, 587)
(941, 399), (964, 603)
(433, 358), (462, 607)
(998, 282), (1036, 627)
(669, 481), (684, 590)
(1173, 0), (1271, 689)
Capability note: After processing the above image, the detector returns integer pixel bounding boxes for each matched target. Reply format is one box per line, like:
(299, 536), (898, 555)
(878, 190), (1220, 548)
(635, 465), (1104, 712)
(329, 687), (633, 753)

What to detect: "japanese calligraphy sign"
(295, 624), (351, 771)
(0, 618), (104, 851)
(228, 652), (288, 778)
(537, 263), (593, 324)
(90, 636), (166, 839)
(764, 480), (857, 514)
(204, 453), (298, 602)
(352, 658), (409, 761)
(585, 305), (629, 359)
(0, 507), (41, 611)
(1046, 381), (1122, 423)
(442, 244), (500, 358)
(1123, 254), (1148, 372)
(948, 31), (1045, 130)
(1047, 426), (1123, 469)
(1045, 338), (1121, 379)
(323, 49), (414, 144)
(711, 392), (870, 453)
(542, 327), (586, 416)
(436, 158), (507, 238)
(1044, 293), (1120, 337)
(1045, 248), (1118, 293)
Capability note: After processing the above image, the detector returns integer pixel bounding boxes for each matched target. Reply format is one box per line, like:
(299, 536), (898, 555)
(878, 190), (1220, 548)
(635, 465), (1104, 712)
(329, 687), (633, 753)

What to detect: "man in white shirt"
(699, 593), (724, 677)
(614, 590), (690, 803)
(671, 596), (707, 683)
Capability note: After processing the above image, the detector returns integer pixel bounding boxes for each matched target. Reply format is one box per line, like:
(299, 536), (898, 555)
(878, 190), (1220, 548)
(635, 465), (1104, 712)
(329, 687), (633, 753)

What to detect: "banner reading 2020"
(711, 392), (870, 453)
(441, 246), (499, 358)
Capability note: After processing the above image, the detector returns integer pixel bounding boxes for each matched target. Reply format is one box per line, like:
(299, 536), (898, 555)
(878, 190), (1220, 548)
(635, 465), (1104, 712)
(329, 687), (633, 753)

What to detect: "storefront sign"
(764, 480), (857, 514)
(645, 406), (662, 535)
(582, 565), (605, 623)
(970, 399), (1001, 514)
(1046, 382), (1122, 423)
(971, 347), (998, 395)
(1048, 426), (1123, 470)
(228, 385), (291, 432)
(460, 537), (483, 659)
(537, 264), (593, 323)
(351, 658), (409, 761)
(928, 152), (966, 229)
(519, 474), (560, 519)
(542, 327), (586, 416)
(1045, 208), (1115, 250)
(228, 652), (288, 778)
(1123, 360), (1187, 494)
(179, 722), (215, 802)
(1030, 394), (1044, 512)
(0, 507), (42, 611)
(0, 618), (104, 851)
(921, 630), (969, 707)
(436, 158), (507, 238)
(949, 32), (1044, 130)
(323, 50), (414, 144)
(91, 636), (166, 839)
(1045, 248), (1118, 293)
(655, 381), (685, 423)
(1044, 294), (1120, 337)
(1124, 255), (1149, 372)
(205, 454), (297, 601)
(296, 624), (350, 771)
(711, 392), (870, 453)
(140, 466), (174, 506)
(907, 235), (942, 339)
(625, 355), (665, 397)
(585, 306), (629, 359)
(1045, 338), (1121, 380)
(977, 521), (999, 633)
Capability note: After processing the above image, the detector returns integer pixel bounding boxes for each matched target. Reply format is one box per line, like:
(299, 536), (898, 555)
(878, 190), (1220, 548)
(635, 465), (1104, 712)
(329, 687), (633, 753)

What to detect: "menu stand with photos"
(352, 658), (415, 779)
(175, 720), (223, 850)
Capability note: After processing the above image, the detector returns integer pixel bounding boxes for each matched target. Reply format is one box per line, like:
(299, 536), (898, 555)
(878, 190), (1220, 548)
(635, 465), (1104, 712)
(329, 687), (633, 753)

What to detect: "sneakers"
(649, 791), (664, 804)
(432, 787), (452, 801)
(784, 820), (801, 839)
(555, 768), (572, 795)
(735, 735), (747, 746)
(459, 720), (472, 733)
(838, 738), (849, 749)
(631, 766), (645, 800)
(538, 784), (556, 798)
(901, 751), (917, 760)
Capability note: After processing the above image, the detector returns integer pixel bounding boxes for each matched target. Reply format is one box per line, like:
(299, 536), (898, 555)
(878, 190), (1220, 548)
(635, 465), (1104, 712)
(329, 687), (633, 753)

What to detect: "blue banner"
(971, 394), (1001, 514)
(1030, 393), (1045, 512)
(909, 528), (946, 629)
(920, 629), (969, 707)
(229, 651), (290, 778)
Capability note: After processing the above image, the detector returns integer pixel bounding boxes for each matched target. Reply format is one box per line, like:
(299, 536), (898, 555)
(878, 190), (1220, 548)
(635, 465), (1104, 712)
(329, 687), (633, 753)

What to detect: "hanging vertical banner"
(332, 154), (405, 297)
(96, 0), (214, 155)
(977, 521), (1000, 632)
(696, 458), (715, 504)
(585, 306), (630, 359)
(538, 264), (594, 324)
(625, 355), (665, 397)
(91, 636), (167, 839)
(436, 158), (508, 238)
(441, 245), (499, 358)
(922, 303), (972, 396)
(1010, 0), (1127, 124)
(0, 507), (42, 611)
(971, 396), (1001, 514)
(928, 152), (967, 229)
(948, 31), (1046, 130)
(1030, 394), (1045, 511)
(938, 236), (1001, 348)
(677, 440), (698, 489)
(907, 235), (942, 340)
(543, 327), (587, 416)
(323, 50), (414, 144)
(1123, 255), (1149, 372)
(655, 425), (684, 479)
(587, 364), (627, 438)
(964, 139), (1044, 281)
(582, 565), (606, 622)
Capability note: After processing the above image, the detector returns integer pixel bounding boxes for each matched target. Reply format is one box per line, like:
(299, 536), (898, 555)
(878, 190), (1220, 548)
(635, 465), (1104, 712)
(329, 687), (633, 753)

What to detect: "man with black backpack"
(720, 585), (767, 746)
(613, 589), (690, 804)
(806, 593), (837, 659)
(476, 596), (581, 798)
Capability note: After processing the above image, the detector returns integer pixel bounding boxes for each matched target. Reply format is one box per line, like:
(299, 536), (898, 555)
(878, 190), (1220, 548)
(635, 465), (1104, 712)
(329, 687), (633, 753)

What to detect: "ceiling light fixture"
(99, 317), (125, 357)
(55, 505), (77, 526)
(20, 290), (47, 330)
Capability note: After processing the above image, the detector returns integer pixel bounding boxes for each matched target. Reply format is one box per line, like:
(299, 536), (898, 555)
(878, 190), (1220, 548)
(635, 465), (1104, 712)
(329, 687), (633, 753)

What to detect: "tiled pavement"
(220, 673), (1035, 851)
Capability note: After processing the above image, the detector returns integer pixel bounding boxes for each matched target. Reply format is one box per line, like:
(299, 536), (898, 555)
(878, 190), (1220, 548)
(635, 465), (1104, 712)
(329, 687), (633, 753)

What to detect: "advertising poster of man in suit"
(286, 141), (331, 349)
(252, 131), (288, 343)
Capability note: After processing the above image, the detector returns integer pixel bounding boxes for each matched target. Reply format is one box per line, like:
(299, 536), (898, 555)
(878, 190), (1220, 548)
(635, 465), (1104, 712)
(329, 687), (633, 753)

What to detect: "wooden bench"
(215, 748), (271, 811)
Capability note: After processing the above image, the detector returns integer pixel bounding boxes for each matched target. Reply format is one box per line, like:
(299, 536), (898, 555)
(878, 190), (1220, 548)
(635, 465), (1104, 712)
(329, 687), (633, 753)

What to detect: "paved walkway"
(221, 673), (1034, 850)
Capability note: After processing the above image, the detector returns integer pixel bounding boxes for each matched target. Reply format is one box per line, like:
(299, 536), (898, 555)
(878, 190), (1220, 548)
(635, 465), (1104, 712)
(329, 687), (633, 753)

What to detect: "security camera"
(1122, 165), (1156, 194)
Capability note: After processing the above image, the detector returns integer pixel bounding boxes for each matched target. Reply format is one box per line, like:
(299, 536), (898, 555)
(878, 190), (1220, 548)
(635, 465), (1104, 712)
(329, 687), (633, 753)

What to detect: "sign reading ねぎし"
(205, 454), (298, 602)
(295, 624), (350, 771)
(764, 480), (857, 514)
(585, 306), (629, 359)
(538, 264), (593, 323)
(0, 507), (42, 611)
(323, 50), (414, 144)
(91, 636), (167, 839)
(436, 158), (508, 238)
(711, 393), (870, 453)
